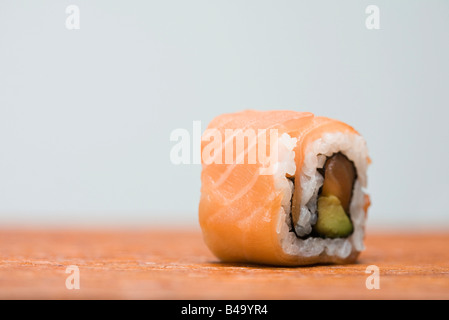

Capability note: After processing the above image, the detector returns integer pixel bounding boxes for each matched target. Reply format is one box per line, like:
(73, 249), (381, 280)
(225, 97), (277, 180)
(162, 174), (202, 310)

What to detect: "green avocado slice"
(314, 195), (353, 238)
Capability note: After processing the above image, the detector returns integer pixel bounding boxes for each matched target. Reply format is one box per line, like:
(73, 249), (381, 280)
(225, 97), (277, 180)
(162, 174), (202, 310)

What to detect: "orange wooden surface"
(1, 228), (449, 299)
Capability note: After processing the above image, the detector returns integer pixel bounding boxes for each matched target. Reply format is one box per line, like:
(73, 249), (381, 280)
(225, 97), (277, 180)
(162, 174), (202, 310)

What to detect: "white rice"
(274, 131), (369, 259)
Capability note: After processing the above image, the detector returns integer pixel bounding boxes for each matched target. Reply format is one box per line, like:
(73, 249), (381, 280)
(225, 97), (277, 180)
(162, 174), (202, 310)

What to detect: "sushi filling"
(276, 131), (368, 259)
(291, 153), (357, 239)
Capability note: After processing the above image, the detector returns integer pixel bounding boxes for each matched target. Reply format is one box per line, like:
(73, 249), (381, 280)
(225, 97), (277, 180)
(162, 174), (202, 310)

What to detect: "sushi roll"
(199, 110), (370, 266)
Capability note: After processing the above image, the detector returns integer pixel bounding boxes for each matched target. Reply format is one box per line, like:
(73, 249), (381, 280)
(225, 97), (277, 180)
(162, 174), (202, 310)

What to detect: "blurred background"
(0, 0), (448, 229)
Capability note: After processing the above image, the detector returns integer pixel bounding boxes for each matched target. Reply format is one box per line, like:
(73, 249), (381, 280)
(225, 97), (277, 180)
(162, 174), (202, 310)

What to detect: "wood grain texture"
(1, 228), (448, 299)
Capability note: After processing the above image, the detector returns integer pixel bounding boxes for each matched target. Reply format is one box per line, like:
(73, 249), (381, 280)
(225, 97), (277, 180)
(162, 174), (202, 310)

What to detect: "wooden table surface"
(1, 228), (449, 299)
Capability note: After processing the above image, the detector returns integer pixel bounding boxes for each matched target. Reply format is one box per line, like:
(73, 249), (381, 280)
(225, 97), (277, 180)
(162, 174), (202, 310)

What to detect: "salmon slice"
(199, 110), (370, 266)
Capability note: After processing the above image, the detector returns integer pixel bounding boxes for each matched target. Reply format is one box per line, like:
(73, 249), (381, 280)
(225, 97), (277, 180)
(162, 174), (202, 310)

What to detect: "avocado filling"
(314, 195), (353, 238)
(313, 153), (356, 238)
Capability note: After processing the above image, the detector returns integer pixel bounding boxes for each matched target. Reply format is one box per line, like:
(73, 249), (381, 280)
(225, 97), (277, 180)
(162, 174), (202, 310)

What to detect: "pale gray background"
(1, 0), (448, 228)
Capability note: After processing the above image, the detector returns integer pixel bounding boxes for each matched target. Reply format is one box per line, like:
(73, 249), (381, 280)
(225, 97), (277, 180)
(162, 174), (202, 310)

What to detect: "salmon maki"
(199, 110), (370, 266)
